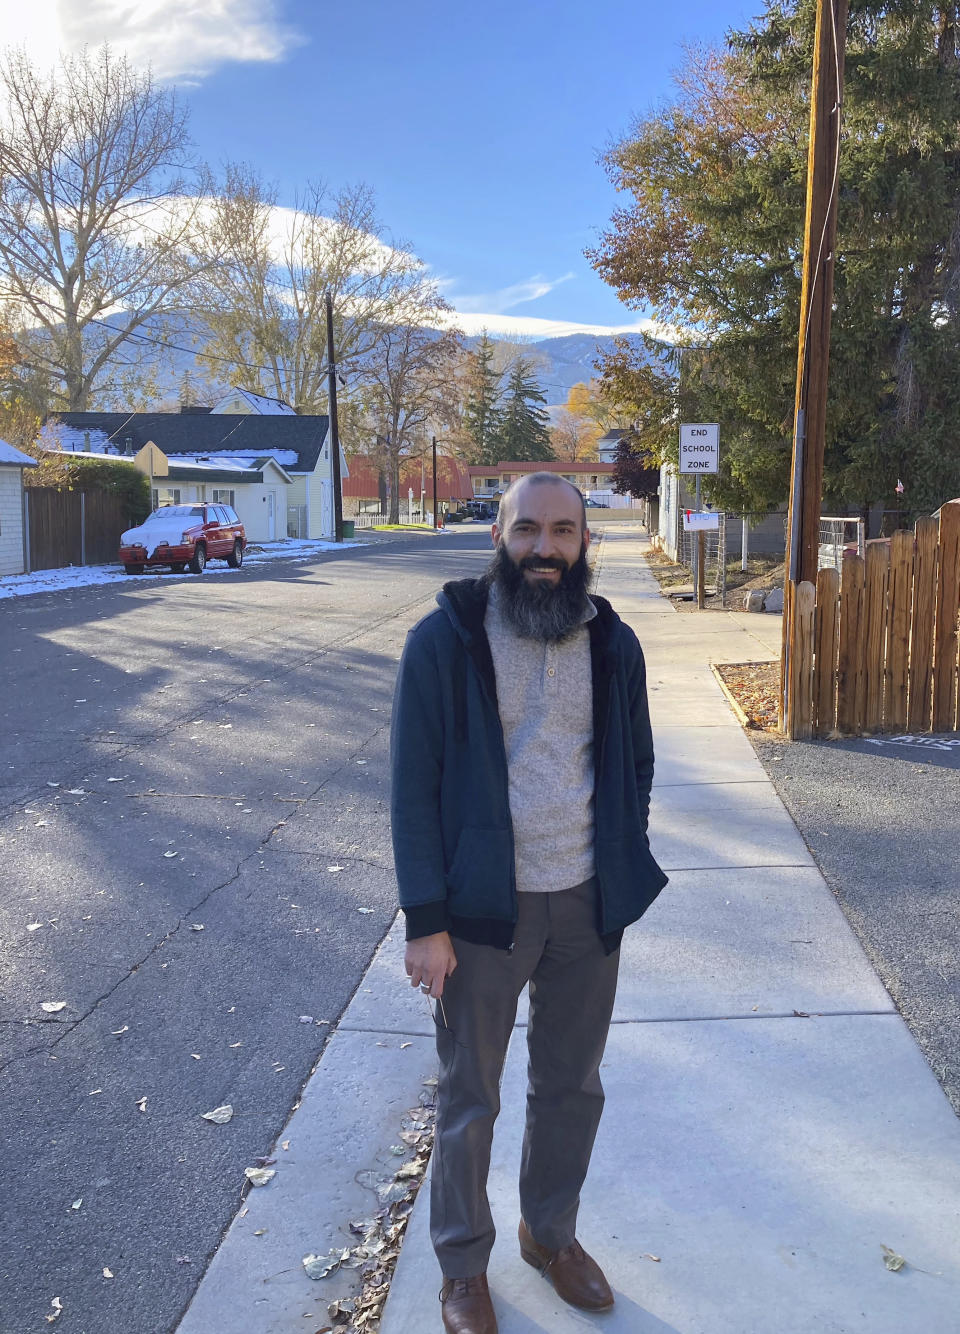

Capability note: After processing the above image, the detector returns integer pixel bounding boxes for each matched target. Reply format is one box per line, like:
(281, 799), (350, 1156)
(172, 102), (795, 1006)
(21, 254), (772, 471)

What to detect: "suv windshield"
(148, 506), (205, 520)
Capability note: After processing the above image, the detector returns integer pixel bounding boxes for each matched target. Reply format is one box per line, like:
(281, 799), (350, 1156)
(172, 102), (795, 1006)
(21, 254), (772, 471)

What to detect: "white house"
(40, 398), (348, 540)
(0, 439), (38, 576)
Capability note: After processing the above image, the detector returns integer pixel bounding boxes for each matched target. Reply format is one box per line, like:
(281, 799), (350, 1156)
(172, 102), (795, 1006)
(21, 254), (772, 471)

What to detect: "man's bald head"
(496, 473), (587, 532)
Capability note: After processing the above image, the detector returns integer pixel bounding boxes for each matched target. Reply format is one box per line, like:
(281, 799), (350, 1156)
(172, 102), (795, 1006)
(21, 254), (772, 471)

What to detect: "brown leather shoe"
(518, 1219), (614, 1312)
(439, 1272), (497, 1334)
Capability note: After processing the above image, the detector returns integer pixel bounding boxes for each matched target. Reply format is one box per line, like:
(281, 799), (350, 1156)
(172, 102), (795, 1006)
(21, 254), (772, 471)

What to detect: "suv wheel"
(124, 564), (144, 575)
(188, 544), (206, 574)
(227, 540), (243, 569)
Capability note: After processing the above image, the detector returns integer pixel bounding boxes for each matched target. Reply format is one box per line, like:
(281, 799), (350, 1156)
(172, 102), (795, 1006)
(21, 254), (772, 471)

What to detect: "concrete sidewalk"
(177, 528), (960, 1333)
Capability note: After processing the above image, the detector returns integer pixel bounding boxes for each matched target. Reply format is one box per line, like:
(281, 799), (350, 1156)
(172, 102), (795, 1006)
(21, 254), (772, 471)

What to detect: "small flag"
(895, 479), (904, 494)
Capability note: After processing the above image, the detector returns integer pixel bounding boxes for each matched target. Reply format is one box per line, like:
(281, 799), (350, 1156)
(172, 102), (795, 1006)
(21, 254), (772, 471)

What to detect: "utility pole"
(782, 0), (848, 733)
(325, 291), (344, 543)
(432, 435), (438, 529)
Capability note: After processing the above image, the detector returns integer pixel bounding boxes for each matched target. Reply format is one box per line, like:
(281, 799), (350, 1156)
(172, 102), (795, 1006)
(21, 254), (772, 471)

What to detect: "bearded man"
(390, 472), (667, 1334)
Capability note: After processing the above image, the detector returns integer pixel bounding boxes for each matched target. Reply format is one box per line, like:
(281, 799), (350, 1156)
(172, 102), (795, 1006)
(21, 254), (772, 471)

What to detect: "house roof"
(598, 429), (629, 443)
(0, 439), (39, 467)
(42, 413), (329, 473)
(343, 455), (474, 502)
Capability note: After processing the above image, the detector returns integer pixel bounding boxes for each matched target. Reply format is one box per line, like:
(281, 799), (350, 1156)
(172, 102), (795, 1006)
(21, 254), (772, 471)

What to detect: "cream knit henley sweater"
(484, 582), (597, 893)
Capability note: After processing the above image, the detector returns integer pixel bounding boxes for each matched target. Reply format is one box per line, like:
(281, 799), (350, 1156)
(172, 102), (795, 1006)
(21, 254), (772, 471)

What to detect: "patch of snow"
(186, 449), (300, 467)
(165, 455), (261, 473)
(39, 424), (116, 454)
(0, 439), (39, 466)
(0, 539), (364, 600)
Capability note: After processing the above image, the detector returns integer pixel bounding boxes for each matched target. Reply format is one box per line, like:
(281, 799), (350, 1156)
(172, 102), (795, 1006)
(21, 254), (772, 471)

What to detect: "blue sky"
(13, 0), (767, 336)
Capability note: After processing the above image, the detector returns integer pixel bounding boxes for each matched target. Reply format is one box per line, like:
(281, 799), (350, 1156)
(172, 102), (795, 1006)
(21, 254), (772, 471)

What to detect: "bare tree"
(359, 288), (463, 522)
(550, 408), (599, 462)
(200, 167), (434, 411)
(0, 45), (212, 409)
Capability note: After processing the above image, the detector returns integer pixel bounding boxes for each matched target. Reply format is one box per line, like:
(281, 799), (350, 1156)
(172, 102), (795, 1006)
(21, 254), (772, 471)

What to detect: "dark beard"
(487, 541), (593, 642)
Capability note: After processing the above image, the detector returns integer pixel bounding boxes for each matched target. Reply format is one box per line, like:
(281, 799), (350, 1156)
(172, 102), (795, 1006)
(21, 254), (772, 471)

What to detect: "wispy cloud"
(449, 272), (575, 316)
(6, 0), (305, 83)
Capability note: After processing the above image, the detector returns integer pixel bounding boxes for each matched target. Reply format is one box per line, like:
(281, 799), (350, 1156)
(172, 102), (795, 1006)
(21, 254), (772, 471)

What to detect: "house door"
(267, 491), (276, 541)
(320, 480), (333, 538)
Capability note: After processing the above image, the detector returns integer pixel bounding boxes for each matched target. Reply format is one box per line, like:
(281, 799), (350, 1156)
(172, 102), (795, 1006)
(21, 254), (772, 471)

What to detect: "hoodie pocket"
(596, 831), (669, 931)
(446, 826), (513, 918)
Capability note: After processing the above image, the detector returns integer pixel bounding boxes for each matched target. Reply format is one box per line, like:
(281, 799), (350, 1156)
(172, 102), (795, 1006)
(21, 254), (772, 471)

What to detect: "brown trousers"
(430, 878), (620, 1278)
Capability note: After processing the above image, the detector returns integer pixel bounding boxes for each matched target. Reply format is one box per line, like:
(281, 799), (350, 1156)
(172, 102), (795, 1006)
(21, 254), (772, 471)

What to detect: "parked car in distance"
(119, 504), (246, 575)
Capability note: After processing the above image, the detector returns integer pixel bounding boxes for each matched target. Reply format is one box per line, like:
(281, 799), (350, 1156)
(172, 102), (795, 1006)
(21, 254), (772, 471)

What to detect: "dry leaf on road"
(45, 1296), (63, 1324)
(201, 1105), (234, 1124)
(41, 1002), (67, 1013)
(244, 1167), (275, 1187)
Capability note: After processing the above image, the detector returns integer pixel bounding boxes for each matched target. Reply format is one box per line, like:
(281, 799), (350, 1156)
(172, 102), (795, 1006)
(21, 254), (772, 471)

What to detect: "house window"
(485, 477), (497, 488)
(212, 489), (235, 507)
(153, 487), (181, 508)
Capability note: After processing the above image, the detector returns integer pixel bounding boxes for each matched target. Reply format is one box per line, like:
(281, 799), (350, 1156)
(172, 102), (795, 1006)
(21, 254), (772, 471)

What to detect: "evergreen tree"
(590, 4), (960, 519)
(462, 334), (503, 465)
(493, 358), (555, 462)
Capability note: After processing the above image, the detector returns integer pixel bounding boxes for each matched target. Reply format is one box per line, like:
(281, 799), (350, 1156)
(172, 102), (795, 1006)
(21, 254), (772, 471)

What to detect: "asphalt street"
(750, 729), (960, 1116)
(0, 528), (492, 1334)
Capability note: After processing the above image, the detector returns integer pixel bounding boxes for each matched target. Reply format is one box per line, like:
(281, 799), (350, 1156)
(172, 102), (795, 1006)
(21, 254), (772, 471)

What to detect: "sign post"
(679, 425), (719, 607)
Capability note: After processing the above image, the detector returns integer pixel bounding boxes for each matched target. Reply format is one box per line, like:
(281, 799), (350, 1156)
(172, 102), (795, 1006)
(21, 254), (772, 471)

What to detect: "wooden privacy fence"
(786, 501), (960, 738)
(26, 488), (134, 571)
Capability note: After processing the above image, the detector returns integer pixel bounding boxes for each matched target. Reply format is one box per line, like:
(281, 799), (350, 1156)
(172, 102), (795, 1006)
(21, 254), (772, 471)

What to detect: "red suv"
(119, 504), (247, 575)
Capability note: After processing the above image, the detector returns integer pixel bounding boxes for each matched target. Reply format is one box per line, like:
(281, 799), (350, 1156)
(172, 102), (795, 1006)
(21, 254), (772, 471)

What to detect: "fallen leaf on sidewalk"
(102, 1268), (114, 1280)
(45, 1296), (63, 1323)
(200, 1104), (233, 1124)
(244, 1167), (275, 1187)
(112, 1025), (129, 1036)
(26, 922), (43, 932)
(881, 1245), (907, 1272)
(303, 1249), (350, 1281)
(41, 1002), (67, 1013)
(643, 1253), (661, 1262)
(136, 1096), (148, 1112)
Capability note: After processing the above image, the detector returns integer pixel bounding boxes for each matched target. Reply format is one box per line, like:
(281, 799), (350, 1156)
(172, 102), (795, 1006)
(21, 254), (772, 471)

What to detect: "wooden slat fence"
(789, 502), (960, 738)
(26, 488), (136, 571)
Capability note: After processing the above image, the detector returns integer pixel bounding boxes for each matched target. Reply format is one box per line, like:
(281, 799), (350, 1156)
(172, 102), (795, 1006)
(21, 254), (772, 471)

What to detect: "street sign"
(683, 510), (720, 531)
(679, 423), (719, 474)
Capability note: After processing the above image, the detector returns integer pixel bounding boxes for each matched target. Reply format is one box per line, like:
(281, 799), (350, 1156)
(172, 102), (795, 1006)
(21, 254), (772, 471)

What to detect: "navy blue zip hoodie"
(390, 577), (668, 952)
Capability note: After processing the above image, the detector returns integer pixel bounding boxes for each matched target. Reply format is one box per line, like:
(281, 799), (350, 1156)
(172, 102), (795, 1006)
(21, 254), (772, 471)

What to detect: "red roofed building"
(343, 454), (474, 519)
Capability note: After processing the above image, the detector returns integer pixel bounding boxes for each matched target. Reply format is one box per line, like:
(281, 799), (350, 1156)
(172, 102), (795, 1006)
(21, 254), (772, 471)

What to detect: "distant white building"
(596, 429), (628, 465)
